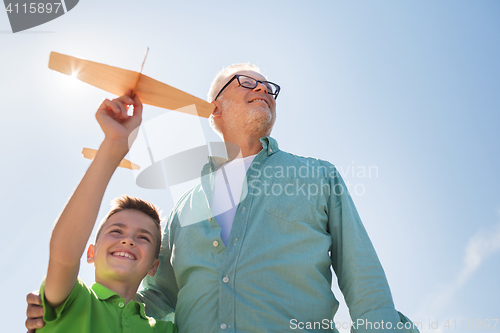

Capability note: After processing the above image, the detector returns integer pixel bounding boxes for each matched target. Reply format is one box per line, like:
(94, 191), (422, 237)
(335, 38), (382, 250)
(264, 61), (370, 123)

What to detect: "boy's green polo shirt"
(38, 278), (177, 333)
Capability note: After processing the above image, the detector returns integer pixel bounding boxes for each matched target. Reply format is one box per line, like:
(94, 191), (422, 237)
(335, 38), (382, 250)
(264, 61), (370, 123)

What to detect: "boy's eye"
(139, 236), (151, 242)
(110, 229), (122, 234)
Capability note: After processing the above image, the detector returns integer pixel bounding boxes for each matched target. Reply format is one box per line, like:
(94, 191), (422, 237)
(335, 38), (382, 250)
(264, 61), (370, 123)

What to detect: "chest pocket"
(264, 178), (319, 224)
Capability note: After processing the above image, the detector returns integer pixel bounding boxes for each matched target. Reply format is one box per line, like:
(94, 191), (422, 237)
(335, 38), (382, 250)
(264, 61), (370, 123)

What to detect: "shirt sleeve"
(327, 164), (402, 332)
(39, 277), (83, 323)
(138, 209), (178, 322)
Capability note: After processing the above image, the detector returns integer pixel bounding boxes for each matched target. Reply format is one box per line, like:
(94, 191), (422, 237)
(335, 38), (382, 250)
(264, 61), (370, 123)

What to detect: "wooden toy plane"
(48, 51), (214, 117)
(49, 51), (215, 170)
(81, 148), (140, 170)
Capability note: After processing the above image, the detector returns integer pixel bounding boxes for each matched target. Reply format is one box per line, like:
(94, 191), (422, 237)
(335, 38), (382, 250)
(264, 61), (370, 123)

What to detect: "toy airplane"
(48, 51), (214, 117)
(49, 51), (215, 170)
(82, 148), (140, 170)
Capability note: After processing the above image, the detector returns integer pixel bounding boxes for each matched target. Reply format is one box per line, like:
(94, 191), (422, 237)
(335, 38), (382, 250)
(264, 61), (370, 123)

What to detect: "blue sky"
(1, 1), (499, 332)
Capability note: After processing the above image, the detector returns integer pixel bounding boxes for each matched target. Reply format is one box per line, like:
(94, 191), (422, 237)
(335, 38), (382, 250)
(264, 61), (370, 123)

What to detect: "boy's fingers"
(98, 98), (112, 110)
(26, 293), (45, 330)
(110, 98), (125, 118)
(97, 94), (137, 122)
(132, 94), (143, 116)
(27, 303), (45, 317)
(99, 99), (120, 116)
(25, 318), (44, 330)
(114, 95), (134, 118)
(26, 292), (42, 306)
(116, 94), (134, 105)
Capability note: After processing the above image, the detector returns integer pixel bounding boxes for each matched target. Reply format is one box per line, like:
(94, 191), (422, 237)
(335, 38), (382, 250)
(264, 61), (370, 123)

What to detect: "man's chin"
(247, 113), (274, 136)
(221, 101), (275, 136)
(248, 106), (273, 121)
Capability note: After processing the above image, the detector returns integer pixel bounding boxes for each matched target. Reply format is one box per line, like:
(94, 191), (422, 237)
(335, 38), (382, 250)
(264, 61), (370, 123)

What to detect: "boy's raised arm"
(44, 92), (143, 308)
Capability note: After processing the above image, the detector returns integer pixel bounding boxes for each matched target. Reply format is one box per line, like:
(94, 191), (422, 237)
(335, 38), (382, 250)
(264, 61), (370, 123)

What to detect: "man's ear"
(87, 244), (95, 264)
(147, 259), (160, 277)
(211, 100), (221, 117)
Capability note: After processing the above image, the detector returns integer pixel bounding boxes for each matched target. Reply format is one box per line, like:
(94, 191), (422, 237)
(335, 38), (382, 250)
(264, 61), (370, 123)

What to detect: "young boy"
(37, 92), (176, 332)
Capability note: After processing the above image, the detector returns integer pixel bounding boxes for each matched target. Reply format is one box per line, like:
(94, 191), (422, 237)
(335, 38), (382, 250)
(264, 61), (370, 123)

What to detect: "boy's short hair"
(95, 195), (162, 259)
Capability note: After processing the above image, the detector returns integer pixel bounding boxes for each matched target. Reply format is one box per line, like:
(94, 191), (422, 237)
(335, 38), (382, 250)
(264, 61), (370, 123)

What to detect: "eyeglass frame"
(213, 74), (281, 101)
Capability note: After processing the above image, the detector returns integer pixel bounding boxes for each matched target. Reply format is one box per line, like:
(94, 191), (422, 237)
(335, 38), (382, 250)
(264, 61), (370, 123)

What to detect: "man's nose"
(253, 81), (269, 94)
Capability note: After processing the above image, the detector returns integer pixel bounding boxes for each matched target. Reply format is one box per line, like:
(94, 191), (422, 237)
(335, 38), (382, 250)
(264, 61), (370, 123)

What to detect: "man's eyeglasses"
(214, 75), (281, 101)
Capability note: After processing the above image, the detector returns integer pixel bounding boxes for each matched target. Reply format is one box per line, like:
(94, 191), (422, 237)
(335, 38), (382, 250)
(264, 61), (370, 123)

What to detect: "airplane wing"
(82, 148), (140, 170)
(48, 52), (214, 118)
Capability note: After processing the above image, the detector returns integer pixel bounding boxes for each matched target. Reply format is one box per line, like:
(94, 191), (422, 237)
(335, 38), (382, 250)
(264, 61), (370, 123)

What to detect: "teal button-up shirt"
(139, 137), (404, 332)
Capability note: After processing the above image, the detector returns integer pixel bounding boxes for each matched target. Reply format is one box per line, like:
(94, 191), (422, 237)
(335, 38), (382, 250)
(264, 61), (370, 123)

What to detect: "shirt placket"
(213, 147), (271, 332)
(113, 298), (130, 331)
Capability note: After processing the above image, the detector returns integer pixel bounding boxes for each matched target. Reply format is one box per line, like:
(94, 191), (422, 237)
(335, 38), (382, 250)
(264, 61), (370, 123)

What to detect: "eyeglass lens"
(237, 76), (277, 95)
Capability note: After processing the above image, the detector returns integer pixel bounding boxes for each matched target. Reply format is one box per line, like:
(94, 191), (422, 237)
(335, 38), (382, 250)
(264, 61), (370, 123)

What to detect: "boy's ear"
(147, 259), (160, 277)
(87, 244), (95, 264)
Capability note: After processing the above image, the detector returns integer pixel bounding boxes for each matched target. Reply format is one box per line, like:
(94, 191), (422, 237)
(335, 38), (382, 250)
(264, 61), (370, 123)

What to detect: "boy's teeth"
(113, 251), (136, 260)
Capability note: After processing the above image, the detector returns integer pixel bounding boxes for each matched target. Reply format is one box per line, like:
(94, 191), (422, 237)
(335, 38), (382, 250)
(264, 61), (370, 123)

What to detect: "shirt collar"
(91, 283), (117, 301)
(259, 136), (280, 156)
(91, 283), (148, 320)
(205, 136), (280, 173)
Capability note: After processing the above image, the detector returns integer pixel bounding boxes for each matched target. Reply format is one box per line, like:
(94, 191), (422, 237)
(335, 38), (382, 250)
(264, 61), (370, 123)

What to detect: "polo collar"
(91, 283), (148, 319)
(91, 283), (117, 301)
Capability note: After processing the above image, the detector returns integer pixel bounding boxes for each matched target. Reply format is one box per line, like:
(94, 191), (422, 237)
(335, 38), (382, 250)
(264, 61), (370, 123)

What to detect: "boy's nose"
(121, 239), (135, 246)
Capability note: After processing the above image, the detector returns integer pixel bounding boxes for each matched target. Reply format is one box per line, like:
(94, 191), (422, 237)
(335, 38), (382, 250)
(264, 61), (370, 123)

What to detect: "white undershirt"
(211, 154), (257, 245)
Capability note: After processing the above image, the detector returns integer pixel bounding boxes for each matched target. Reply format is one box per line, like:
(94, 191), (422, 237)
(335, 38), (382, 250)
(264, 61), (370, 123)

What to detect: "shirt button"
(220, 323), (227, 330)
(118, 302), (124, 308)
(269, 148), (272, 153)
(241, 207), (245, 213)
(234, 238), (238, 245)
(213, 240), (219, 247)
(124, 322), (130, 327)
(223, 276), (229, 283)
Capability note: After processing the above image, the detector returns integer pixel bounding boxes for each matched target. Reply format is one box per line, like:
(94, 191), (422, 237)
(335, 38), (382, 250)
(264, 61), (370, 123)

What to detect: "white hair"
(207, 63), (264, 136)
(207, 63), (263, 102)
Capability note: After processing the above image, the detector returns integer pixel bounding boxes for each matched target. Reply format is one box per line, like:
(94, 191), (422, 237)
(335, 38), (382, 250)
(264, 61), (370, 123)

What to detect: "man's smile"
(248, 97), (270, 108)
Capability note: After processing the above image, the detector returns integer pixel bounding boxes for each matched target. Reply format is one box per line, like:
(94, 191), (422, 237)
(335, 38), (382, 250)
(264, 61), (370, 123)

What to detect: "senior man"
(27, 64), (416, 332)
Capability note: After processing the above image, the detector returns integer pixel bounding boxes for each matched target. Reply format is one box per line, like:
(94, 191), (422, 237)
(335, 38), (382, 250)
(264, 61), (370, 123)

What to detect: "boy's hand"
(25, 291), (44, 332)
(96, 90), (143, 148)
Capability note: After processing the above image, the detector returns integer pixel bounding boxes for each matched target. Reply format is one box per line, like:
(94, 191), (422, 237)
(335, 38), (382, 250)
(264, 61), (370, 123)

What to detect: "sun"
(60, 69), (80, 89)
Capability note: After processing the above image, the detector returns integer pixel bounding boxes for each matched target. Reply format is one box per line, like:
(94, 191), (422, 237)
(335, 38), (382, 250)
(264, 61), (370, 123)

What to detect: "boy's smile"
(111, 251), (136, 260)
(87, 210), (160, 287)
